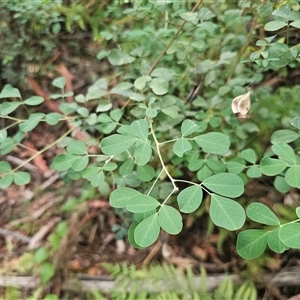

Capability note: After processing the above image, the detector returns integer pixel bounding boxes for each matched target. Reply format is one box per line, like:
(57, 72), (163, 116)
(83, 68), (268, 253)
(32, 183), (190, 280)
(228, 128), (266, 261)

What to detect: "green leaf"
(119, 160), (135, 176)
(258, 3), (273, 17)
(0, 84), (22, 98)
(108, 49), (135, 65)
(0, 102), (21, 115)
(177, 185), (203, 213)
(24, 96), (44, 106)
(188, 159), (204, 171)
(290, 20), (300, 29)
(0, 138), (17, 155)
(19, 113), (44, 132)
(0, 129), (7, 143)
(268, 227), (288, 254)
(67, 140), (87, 155)
(45, 113), (61, 125)
(202, 173), (244, 198)
(0, 161), (12, 172)
(136, 165), (155, 182)
(290, 117), (300, 129)
(194, 132), (230, 154)
(159, 205), (183, 235)
(77, 107), (89, 118)
(264, 20), (286, 31)
(110, 187), (141, 208)
(52, 77), (66, 89)
(246, 202), (280, 226)
(128, 221), (143, 249)
(134, 76), (152, 90)
(96, 100), (112, 112)
(279, 223), (300, 248)
(0, 173), (14, 188)
(71, 155), (89, 172)
(134, 141), (152, 166)
(206, 159), (226, 172)
(260, 156), (287, 176)
(179, 12), (198, 21)
(90, 172), (105, 187)
(131, 119), (149, 139)
(134, 210), (157, 223)
(82, 166), (102, 179)
(236, 230), (269, 259)
(173, 138), (192, 157)
(274, 175), (290, 193)
(246, 165), (262, 178)
(128, 92), (146, 102)
(13, 172), (30, 185)
(100, 134), (137, 155)
(59, 102), (78, 114)
(86, 87), (106, 101)
(285, 165), (300, 189)
(126, 195), (160, 213)
(181, 119), (199, 137)
(271, 129), (299, 144)
(161, 106), (178, 118)
(197, 165), (212, 181)
(52, 153), (77, 171)
(149, 78), (169, 95)
(271, 142), (296, 163)
(210, 194), (245, 230)
(134, 213), (160, 247)
(34, 247), (49, 263)
(241, 148), (257, 164)
(146, 108), (157, 118)
(151, 68), (175, 79)
(110, 109), (123, 122)
(296, 207), (300, 219)
(40, 262), (55, 284)
(227, 159), (245, 174)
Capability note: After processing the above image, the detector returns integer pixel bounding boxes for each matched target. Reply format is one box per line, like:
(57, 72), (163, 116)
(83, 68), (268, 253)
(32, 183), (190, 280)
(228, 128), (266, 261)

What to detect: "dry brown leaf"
(231, 91), (251, 120)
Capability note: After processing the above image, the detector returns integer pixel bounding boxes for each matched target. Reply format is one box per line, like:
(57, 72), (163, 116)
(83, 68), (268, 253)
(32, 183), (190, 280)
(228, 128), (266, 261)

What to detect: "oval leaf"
(100, 134), (137, 155)
(173, 138), (192, 157)
(236, 229), (269, 259)
(149, 78), (169, 95)
(202, 173), (244, 198)
(110, 187), (141, 208)
(181, 119), (199, 136)
(177, 185), (203, 213)
(159, 205), (183, 235)
(271, 129), (299, 144)
(271, 142), (296, 163)
(126, 195), (160, 213)
(260, 156), (287, 176)
(131, 119), (149, 139)
(134, 142), (152, 166)
(134, 213), (160, 247)
(285, 165), (300, 189)
(210, 194), (245, 230)
(246, 202), (280, 226)
(268, 227), (288, 254)
(279, 223), (300, 248)
(194, 132), (230, 154)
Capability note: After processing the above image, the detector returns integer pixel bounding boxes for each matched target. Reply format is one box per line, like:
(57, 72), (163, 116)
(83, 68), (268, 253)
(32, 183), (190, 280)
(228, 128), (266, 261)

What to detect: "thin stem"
(12, 127), (73, 173)
(147, 168), (164, 196)
(149, 121), (177, 191)
(147, 0), (203, 76)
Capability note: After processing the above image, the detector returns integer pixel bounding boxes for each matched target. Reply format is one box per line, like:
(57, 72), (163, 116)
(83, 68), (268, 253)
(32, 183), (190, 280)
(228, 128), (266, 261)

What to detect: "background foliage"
(0, 0), (300, 298)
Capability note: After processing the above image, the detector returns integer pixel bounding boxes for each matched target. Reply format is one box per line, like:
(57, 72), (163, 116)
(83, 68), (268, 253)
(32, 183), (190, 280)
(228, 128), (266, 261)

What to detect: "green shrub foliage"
(1, 0), (300, 260)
